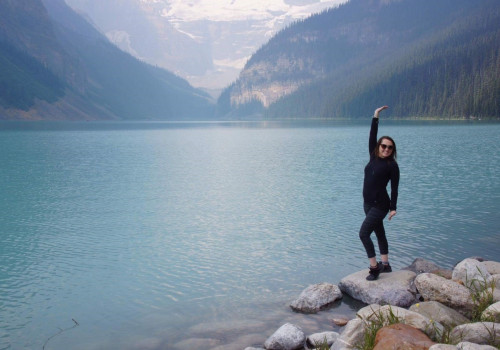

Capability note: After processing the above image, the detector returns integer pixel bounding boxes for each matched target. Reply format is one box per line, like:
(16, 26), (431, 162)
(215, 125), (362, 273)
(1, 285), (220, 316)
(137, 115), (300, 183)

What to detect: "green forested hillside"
(0, 0), (214, 120)
(0, 41), (65, 110)
(219, 0), (500, 119)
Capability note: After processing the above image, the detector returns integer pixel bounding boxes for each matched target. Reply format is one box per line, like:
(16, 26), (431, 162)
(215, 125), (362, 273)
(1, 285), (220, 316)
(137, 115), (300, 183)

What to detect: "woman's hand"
(388, 210), (397, 221)
(374, 106), (389, 118)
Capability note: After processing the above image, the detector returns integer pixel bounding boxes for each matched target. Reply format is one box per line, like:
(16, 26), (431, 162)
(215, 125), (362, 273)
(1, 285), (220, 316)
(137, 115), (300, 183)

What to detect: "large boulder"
(373, 323), (436, 350)
(290, 283), (342, 313)
(410, 301), (470, 328)
(338, 270), (417, 307)
(357, 304), (443, 339)
(452, 259), (493, 290)
(449, 322), (500, 346)
(414, 273), (475, 318)
(330, 318), (365, 350)
(264, 323), (305, 350)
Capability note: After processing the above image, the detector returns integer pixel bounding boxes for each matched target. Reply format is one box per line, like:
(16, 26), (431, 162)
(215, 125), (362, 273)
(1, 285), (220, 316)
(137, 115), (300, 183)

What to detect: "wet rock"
(338, 270), (417, 307)
(331, 317), (350, 326)
(290, 283), (342, 313)
(372, 323), (436, 350)
(264, 323), (305, 350)
(414, 273), (474, 318)
(410, 301), (470, 328)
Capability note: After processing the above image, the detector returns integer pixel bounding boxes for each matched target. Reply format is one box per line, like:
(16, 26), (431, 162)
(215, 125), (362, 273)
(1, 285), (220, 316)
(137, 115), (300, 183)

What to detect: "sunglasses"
(380, 144), (394, 150)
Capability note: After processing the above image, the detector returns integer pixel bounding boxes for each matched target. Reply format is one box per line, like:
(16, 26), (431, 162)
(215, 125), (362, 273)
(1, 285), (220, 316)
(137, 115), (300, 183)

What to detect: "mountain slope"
(218, 0), (500, 119)
(0, 0), (214, 120)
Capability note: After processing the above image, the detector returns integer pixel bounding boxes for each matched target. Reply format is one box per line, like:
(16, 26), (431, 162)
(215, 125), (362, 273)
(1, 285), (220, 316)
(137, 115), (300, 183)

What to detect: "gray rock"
(264, 323), (305, 350)
(305, 331), (339, 348)
(330, 318), (365, 350)
(457, 342), (499, 349)
(493, 274), (500, 290)
(403, 258), (441, 275)
(429, 345), (457, 350)
(245, 348), (265, 350)
(483, 261), (500, 275)
(414, 273), (475, 318)
(290, 283), (343, 313)
(338, 270), (417, 307)
(357, 304), (443, 339)
(452, 259), (493, 290)
(450, 322), (500, 346)
(482, 301), (500, 322)
(494, 289), (500, 303)
(410, 301), (470, 328)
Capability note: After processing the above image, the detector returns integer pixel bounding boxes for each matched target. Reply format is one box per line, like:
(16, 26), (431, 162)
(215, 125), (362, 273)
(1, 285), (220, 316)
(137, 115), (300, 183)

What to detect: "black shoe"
(366, 262), (383, 281)
(380, 262), (392, 273)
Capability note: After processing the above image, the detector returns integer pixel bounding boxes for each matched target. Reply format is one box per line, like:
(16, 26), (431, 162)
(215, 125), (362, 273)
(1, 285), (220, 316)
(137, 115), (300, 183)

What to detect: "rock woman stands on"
(360, 106), (400, 281)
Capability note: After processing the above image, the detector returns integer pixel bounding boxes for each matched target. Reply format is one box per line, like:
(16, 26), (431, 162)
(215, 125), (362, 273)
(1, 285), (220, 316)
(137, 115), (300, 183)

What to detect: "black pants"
(359, 203), (389, 259)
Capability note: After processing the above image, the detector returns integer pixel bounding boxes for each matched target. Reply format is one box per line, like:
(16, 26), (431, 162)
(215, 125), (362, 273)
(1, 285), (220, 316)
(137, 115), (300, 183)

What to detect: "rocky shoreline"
(244, 257), (500, 350)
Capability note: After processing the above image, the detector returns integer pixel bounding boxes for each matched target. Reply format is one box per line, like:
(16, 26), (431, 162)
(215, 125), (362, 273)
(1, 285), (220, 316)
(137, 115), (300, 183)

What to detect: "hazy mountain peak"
(63, 0), (348, 90)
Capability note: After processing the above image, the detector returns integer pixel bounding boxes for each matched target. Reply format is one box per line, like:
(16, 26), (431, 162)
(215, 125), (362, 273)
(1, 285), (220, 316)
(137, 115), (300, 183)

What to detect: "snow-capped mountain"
(63, 0), (347, 91)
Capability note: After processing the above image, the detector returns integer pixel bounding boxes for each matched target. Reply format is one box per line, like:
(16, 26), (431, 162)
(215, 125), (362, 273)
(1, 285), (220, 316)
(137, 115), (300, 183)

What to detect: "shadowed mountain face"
(217, 0), (500, 119)
(0, 0), (214, 120)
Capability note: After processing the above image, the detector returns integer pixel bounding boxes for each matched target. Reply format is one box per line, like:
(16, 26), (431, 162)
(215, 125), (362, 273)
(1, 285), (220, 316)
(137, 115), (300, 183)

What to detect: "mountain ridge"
(0, 0), (214, 120)
(218, 0), (500, 119)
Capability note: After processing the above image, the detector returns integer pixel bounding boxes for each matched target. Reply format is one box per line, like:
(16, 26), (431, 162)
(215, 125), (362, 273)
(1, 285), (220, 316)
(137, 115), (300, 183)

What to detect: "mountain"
(63, 0), (347, 90)
(218, 0), (500, 119)
(0, 0), (214, 120)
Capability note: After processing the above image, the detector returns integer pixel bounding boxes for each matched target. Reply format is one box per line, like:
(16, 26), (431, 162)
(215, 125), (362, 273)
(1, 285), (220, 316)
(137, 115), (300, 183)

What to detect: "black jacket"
(363, 118), (400, 211)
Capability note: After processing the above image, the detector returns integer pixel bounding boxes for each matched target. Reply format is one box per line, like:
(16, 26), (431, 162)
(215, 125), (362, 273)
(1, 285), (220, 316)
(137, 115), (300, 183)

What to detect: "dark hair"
(373, 136), (397, 160)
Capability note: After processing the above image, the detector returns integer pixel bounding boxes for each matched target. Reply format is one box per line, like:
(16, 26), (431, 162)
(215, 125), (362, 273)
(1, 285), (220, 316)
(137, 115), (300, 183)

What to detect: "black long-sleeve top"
(362, 118), (400, 211)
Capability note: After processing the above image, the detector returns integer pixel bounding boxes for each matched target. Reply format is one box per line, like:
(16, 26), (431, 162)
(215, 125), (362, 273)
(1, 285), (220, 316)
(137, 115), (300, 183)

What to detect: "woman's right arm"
(369, 106), (389, 155)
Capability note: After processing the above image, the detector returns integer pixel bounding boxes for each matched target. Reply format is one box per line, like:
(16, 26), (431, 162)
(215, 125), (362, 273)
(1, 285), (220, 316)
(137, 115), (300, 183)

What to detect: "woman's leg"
(359, 204), (388, 260)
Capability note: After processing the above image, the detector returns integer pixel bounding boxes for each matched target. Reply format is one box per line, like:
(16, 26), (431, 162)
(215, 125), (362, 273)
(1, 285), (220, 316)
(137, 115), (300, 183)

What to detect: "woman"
(360, 106), (400, 281)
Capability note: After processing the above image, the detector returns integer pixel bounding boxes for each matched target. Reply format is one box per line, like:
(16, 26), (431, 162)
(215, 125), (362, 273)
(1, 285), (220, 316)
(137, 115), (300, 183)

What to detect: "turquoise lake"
(0, 120), (499, 349)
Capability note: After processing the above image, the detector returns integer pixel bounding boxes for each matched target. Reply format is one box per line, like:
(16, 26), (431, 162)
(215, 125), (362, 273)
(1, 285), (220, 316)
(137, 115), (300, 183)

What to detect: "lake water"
(0, 120), (499, 350)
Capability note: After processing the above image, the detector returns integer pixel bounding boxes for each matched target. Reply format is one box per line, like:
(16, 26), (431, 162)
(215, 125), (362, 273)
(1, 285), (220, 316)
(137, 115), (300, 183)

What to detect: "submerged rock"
(339, 270), (417, 307)
(290, 283), (342, 313)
